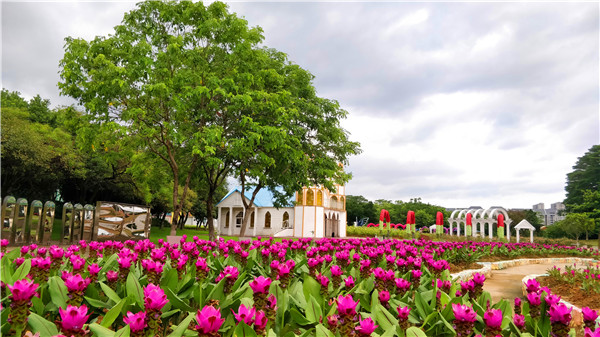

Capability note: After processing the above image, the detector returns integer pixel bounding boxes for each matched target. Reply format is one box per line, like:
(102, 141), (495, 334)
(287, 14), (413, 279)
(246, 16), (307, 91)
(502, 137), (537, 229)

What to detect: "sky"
(2, 1), (599, 210)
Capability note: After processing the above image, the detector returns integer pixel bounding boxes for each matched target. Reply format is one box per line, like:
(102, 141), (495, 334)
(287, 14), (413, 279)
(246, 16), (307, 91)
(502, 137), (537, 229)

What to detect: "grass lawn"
(148, 226), (239, 243)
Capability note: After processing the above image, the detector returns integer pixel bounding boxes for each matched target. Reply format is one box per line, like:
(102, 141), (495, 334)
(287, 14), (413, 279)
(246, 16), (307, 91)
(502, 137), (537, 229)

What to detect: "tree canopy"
(59, 1), (360, 238)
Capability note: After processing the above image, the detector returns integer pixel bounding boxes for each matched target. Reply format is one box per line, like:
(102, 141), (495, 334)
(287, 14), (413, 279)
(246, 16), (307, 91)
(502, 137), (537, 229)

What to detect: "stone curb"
(450, 257), (599, 281)
(521, 272), (600, 327)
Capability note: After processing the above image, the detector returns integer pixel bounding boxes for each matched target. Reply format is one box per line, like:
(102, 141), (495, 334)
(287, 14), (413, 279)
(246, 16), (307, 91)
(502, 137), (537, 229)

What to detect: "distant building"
(532, 202), (566, 226)
(216, 184), (347, 238)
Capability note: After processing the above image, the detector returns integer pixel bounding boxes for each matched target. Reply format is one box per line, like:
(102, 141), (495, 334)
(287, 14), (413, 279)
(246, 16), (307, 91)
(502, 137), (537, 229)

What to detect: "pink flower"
(232, 304), (255, 325)
(395, 278), (411, 291)
(337, 294), (359, 317)
(254, 310), (268, 331)
(0, 239), (8, 247)
(8, 279), (39, 302)
(249, 276), (272, 294)
(316, 274), (330, 288)
(143, 284), (169, 311)
(117, 256), (132, 269)
(59, 305), (90, 333)
(483, 309), (503, 329)
(472, 273), (485, 286)
(410, 269), (422, 279)
(379, 290), (390, 303)
(277, 264), (292, 277)
(545, 294), (561, 307)
(344, 276), (355, 288)
(582, 307), (599, 322)
(15, 257), (25, 266)
(584, 327), (600, 337)
(331, 265), (343, 277)
(88, 263), (101, 276)
(195, 306), (224, 334)
(64, 274), (91, 293)
(548, 303), (572, 325)
(397, 306), (411, 321)
(527, 292), (541, 306)
(216, 266), (239, 282)
(123, 311), (147, 333)
(514, 298), (521, 307)
(452, 303), (477, 322)
(513, 314), (525, 329)
(106, 270), (118, 282)
(267, 294), (277, 311)
(525, 279), (540, 293)
(355, 317), (378, 336)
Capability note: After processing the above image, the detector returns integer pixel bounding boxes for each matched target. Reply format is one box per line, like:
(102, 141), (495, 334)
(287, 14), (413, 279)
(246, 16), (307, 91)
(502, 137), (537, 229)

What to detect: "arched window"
(306, 189), (314, 206)
(296, 191), (303, 205)
(225, 211), (230, 228)
(265, 212), (271, 228)
(331, 196), (338, 209)
(340, 196), (345, 210)
(317, 191), (323, 206)
(250, 212), (255, 228)
(235, 211), (243, 228)
(283, 212), (289, 228)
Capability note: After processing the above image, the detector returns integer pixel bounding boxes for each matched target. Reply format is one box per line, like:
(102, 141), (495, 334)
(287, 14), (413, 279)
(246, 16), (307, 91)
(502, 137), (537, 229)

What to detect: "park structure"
(216, 184), (347, 238)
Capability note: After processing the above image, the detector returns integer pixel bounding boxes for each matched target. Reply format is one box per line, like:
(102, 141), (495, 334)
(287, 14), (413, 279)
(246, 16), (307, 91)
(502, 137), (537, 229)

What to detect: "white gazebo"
(514, 219), (536, 243)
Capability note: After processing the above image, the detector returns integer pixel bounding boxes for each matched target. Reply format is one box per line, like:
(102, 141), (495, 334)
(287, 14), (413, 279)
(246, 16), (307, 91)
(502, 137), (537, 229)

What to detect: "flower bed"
(1, 237), (599, 337)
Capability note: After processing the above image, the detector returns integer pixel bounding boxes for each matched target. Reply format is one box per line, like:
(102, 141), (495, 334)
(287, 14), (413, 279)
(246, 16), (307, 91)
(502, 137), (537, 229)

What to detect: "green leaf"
(413, 292), (428, 320)
(315, 324), (335, 337)
(28, 312), (59, 337)
(101, 297), (127, 328)
(205, 279), (226, 304)
(48, 276), (68, 309)
(100, 281), (122, 304)
(289, 307), (312, 325)
(165, 287), (194, 312)
(89, 323), (116, 337)
(85, 296), (109, 309)
(126, 272), (144, 308)
(114, 325), (130, 337)
(406, 327), (427, 337)
(161, 267), (178, 291)
(233, 322), (257, 337)
(305, 294), (322, 324)
(1, 257), (13, 284)
(303, 276), (322, 305)
(12, 258), (31, 281)
(375, 304), (397, 332)
(166, 312), (195, 337)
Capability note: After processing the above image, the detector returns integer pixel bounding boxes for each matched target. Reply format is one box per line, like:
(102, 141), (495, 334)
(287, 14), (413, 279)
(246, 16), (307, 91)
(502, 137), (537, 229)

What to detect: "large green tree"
(59, 1), (265, 236)
(565, 145), (600, 210)
(224, 48), (360, 237)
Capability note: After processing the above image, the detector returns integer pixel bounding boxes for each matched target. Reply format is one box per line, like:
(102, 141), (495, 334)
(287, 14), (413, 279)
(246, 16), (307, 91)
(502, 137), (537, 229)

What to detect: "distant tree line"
(346, 196), (449, 229)
(1, 89), (228, 228)
(544, 145), (600, 244)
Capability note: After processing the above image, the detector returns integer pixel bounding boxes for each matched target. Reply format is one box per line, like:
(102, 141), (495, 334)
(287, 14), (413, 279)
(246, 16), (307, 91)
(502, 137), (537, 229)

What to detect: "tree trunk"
(171, 174), (180, 236)
(206, 198), (216, 241)
(239, 174), (262, 238)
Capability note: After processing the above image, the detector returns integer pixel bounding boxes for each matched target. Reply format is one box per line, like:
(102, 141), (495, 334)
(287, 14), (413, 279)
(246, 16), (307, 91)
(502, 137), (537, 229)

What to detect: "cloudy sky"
(2, 1), (598, 210)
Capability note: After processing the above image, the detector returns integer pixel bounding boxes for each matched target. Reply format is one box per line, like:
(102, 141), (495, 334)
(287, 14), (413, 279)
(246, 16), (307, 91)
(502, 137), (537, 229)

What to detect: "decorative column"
(406, 211), (415, 234)
(516, 229), (520, 243)
(466, 213), (472, 237)
(436, 212), (443, 236)
(228, 207), (233, 236)
(497, 214), (505, 240)
(252, 207), (257, 237)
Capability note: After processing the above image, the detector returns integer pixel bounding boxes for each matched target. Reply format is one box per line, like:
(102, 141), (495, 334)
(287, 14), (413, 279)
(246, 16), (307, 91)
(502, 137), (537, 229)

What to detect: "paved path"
(482, 262), (573, 303)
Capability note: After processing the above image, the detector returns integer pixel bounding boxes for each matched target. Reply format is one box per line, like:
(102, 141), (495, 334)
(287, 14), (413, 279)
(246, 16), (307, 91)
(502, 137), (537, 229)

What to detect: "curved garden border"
(450, 257), (599, 281)
(450, 257), (599, 328)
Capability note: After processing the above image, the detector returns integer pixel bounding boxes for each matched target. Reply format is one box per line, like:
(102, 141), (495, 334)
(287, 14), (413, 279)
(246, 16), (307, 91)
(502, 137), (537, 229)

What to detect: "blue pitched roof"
(217, 186), (295, 207)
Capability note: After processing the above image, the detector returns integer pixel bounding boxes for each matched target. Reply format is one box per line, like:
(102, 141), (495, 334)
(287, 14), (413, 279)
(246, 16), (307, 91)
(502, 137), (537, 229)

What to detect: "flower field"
(1, 237), (599, 337)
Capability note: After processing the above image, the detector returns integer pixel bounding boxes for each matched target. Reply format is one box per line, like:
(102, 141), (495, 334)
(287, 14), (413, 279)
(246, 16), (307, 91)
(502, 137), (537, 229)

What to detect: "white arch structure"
(448, 207), (512, 240)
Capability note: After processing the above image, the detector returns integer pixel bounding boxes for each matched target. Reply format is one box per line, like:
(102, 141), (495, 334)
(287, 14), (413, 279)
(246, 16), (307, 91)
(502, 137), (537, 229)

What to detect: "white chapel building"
(216, 184), (347, 238)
